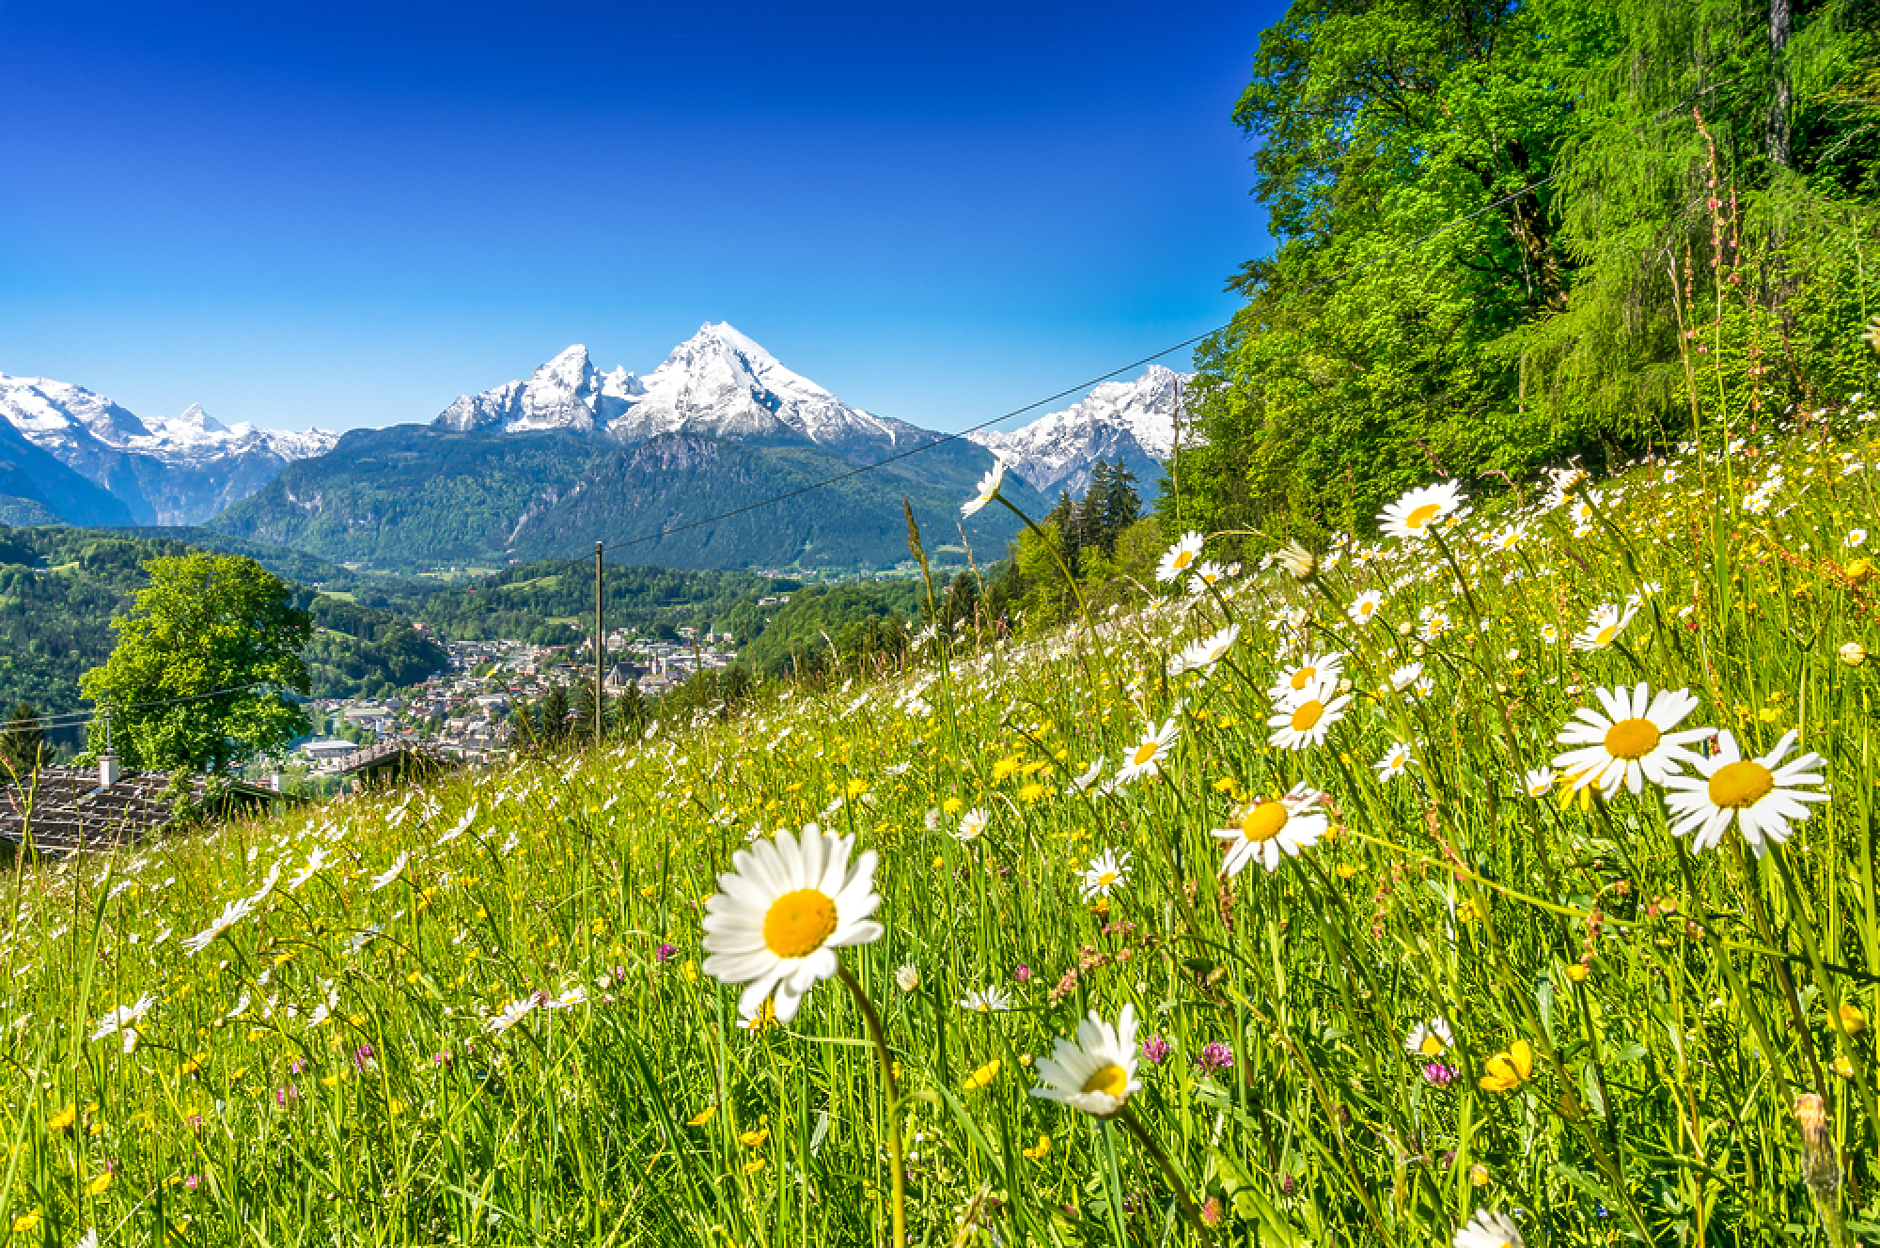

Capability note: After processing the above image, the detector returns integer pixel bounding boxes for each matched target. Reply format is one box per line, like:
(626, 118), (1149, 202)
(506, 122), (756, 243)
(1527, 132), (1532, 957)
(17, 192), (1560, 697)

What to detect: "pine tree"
(571, 679), (598, 744)
(1, 701), (46, 781)
(539, 685), (571, 744)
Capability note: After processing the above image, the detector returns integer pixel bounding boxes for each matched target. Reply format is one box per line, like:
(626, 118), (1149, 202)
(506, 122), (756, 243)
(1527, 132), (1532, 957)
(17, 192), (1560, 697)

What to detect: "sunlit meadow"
(7, 389), (1880, 1246)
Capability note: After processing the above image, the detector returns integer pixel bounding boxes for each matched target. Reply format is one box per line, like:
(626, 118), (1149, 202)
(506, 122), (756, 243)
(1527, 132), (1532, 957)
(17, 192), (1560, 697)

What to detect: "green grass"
(5, 408), (1880, 1246)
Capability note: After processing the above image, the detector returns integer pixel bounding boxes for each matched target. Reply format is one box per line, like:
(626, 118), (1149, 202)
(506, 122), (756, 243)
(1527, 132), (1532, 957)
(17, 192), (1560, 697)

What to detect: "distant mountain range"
(5, 325), (1190, 571)
(0, 374), (337, 525)
(967, 364), (1189, 498)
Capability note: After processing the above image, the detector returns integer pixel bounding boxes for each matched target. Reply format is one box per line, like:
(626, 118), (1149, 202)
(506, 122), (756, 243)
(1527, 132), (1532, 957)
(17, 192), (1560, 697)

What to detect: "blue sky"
(0, 0), (1280, 434)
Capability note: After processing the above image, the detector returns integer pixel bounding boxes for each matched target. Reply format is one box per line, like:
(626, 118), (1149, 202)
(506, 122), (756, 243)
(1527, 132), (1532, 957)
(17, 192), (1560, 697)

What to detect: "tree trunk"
(1767, 0), (1793, 169)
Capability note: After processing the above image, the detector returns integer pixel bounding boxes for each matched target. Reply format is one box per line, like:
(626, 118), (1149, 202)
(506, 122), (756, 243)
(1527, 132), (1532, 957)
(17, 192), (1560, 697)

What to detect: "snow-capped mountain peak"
(0, 372), (339, 525)
(435, 323), (919, 456)
(967, 364), (1193, 496)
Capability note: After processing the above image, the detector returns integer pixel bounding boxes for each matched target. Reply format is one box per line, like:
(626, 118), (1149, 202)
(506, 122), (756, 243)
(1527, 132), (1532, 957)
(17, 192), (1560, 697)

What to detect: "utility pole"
(594, 542), (605, 744)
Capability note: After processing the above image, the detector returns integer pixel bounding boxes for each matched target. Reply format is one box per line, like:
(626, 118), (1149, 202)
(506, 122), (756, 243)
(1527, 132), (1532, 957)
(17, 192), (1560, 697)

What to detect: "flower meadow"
(8, 407), (1880, 1247)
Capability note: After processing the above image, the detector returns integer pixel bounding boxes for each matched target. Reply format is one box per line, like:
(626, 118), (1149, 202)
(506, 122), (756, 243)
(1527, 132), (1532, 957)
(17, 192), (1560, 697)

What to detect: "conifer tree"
(0, 701), (46, 781)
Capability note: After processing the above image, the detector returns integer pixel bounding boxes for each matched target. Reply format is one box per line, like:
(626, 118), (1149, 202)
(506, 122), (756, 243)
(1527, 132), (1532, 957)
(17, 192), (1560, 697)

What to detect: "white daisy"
(1187, 560), (1227, 595)
(1454, 1208), (1525, 1248)
(183, 894), (259, 957)
(1521, 768), (1555, 798)
(1269, 651), (1345, 702)
(1386, 662), (1423, 693)
(1348, 590), (1386, 625)
(1539, 623), (1561, 645)
(1377, 480), (1466, 541)
(1405, 1016), (1454, 1059)
(1571, 602), (1639, 651)
(955, 808), (990, 842)
(958, 985), (1015, 1013)
(1078, 849), (1131, 901)
(90, 993), (156, 1044)
(1267, 674), (1350, 751)
(1156, 531), (1206, 584)
(370, 852), (408, 892)
(1167, 624), (1239, 678)
(1552, 683), (1710, 798)
(1067, 760), (1104, 794)
(962, 461), (1005, 517)
(699, 826), (884, 1024)
(1374, 742), (1413, 781)
(1662, 729), (1829, 858)
(1847, 529), (1868, 549)
(486, 998), (536, 1033)
(1211, 784), (1329, 876)
(1116, 719), (1179, 785)
(288, 846), (330, 892)
(1029, 1005), (1141, 1118)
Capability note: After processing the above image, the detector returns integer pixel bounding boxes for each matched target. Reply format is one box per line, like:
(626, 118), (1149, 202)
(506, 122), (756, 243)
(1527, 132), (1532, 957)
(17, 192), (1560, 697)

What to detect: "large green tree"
(1170, 0), (1879, 543)
(79, 553), (313, 773)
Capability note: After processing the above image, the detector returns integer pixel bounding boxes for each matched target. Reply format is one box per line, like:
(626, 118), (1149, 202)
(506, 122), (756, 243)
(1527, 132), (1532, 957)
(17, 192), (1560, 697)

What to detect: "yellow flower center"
(1097, 872), (1118, 886)
(1289, 666), (1315, 691)
(1708, 760), (1775, 809)
(1358, 600), (1376, 616)
(1171, 550), (1195, 571)
(1405, 502), (1442, 530)
(1290, 700), (1325, 732)
(1131, 740), (1160, 767)
(762, 888), (838, 959)
(1240, 803), (1289, 843)
(1081, 1063), (1130, 1098)
(1594, 625), (1617, 646)
(1419, 1034), (1445, 1056)
(1603, 717), (1661, 760)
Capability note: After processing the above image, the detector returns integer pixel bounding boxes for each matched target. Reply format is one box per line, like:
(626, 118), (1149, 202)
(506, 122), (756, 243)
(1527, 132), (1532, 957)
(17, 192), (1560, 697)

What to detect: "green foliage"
(416, 561), (781, 647)
(1174, 0), (1880, 550)
(738, 582), (923, 679)
(209, 427), (1045, 572)
(0, 525), (449, 736)
(0, 700), (46, 780)
(79, 553), (314, 773)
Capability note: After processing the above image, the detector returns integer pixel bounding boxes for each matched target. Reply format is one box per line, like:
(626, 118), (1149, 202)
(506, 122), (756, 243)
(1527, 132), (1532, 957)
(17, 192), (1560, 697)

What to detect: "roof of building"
(0, 765), (290, 857)
(328, 739), (454, 779)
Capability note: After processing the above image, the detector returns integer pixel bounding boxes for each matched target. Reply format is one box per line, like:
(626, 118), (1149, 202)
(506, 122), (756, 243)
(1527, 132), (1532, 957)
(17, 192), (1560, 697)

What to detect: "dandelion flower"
(1267, 674), (1350, 751)
(1661, 729), (1828, 857)
(1079, 849), (1131, 900)
(1156, 532), (1205, 584)
(699, 827), (884, 1024)
(1406, 1017), (1454, 1058)
(1378, 481), (1466, 541)
(1571, 603), (1638, 651)
(1455, 1208), (1525, 1248)
(962, 461), (1005, 517)
(1348, 590), (1385, 625)
(1211, 784), (1328, 876)
(1029, 1005), (1141, 1118)
(1553, 683), (1708, 798)
(955, 808), (990, 841)
(1116, 719), (1179, 785)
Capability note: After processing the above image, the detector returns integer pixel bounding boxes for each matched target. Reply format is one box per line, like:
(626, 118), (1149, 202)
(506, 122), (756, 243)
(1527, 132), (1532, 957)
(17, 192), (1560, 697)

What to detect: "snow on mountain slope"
(435, 324), (926, 458)
(0, 374), (338, 525)
(968, 364), (1193, 496)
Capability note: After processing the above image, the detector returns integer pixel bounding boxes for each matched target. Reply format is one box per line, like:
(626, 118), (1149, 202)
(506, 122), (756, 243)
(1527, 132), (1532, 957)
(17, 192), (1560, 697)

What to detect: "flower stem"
(839, 962), (906, 1248)
(1119, 1105), (1214, 1245)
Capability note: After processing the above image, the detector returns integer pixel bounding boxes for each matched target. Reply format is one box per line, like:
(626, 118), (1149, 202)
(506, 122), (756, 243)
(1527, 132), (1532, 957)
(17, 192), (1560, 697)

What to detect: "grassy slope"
(6, 409), (1880, 1246)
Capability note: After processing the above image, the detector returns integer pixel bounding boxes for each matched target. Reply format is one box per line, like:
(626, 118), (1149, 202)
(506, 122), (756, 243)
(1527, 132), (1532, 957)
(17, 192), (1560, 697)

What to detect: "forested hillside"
(1169, 0), (1879, 542)
(0, 526), (447, 734)
(412, 562), (789, 647)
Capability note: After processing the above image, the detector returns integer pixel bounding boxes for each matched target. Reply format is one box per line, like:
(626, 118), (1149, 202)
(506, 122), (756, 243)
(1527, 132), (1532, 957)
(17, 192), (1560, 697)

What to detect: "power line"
(2, 681), (279, 733)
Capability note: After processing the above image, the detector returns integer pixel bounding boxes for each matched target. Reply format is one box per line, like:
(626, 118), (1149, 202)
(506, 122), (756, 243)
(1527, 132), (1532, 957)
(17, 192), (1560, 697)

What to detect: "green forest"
(0, 526), (448, 744)
(1164, 0), (1879, 543)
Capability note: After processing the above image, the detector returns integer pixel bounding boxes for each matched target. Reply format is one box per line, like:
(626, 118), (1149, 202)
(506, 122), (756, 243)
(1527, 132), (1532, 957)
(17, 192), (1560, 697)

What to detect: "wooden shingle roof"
(0, 766), (289, 857)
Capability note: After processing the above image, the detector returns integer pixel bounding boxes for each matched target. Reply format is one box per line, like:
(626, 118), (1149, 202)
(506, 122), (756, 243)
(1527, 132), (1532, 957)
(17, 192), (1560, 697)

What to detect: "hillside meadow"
(6, 401), (1880, 1247)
